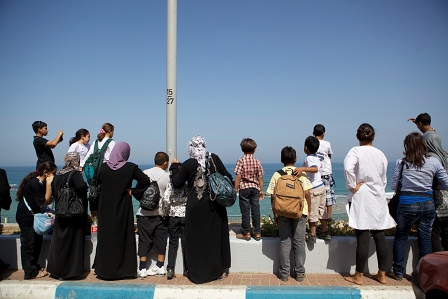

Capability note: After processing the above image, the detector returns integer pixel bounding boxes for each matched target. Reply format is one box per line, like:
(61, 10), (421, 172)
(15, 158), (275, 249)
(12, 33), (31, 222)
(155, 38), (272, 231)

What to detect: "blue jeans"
(277, 215), (306, 278)
(239, 188), (261, 235)
(392, 200), (436, 278)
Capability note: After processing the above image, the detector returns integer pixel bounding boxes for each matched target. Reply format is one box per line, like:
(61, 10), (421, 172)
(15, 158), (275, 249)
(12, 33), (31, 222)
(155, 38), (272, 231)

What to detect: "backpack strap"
(277, 169), (287, 176)
(93, 140), (99, 152)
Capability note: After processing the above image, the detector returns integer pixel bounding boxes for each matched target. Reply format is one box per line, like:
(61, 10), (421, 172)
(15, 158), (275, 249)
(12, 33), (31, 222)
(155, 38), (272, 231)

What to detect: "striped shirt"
(234, 154), (264, 190)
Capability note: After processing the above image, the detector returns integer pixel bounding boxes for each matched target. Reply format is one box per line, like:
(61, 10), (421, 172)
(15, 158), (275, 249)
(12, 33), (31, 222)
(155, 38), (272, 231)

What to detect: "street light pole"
(166, 0), (177, 162)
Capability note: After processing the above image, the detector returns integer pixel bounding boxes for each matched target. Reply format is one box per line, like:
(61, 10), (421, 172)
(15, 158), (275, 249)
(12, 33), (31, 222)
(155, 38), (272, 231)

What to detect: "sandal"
(216, 272), (228, 281)
(253, 234), (261, 241)
(30, 268), (49, 279)
(236, 233), (251, 241)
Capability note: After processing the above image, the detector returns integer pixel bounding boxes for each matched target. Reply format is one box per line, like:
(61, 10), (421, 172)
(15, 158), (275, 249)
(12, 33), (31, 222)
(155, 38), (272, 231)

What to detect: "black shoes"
(167, 268), (175, 280)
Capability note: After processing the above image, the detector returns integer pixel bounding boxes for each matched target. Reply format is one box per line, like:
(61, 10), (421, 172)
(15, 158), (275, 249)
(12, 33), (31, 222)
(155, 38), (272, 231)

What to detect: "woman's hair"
(97, 123), (114, 141)
(240, 138), (257, 153)
(69, 128), (89, 146)
(16, 161), (57, 201)
(403, 132), (428, 168)
(356, 123), (375, 142)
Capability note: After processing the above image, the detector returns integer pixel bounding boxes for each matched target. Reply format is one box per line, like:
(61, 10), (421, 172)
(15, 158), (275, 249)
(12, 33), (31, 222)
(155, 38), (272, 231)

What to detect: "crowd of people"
(0, 112), (447, 284)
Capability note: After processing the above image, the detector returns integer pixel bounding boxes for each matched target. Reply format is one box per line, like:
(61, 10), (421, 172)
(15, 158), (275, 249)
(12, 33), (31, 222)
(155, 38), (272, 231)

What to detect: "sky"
(1, 0), (447, 167)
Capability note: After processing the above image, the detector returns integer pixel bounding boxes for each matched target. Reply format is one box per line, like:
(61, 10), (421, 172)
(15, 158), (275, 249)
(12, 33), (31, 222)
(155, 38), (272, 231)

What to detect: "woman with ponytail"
(80, 123), (115, 168)
(15, 161), (57, 279)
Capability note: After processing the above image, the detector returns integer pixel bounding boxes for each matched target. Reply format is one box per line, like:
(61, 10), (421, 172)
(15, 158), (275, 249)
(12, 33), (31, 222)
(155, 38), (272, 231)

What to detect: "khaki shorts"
(309, 185), (328, 223)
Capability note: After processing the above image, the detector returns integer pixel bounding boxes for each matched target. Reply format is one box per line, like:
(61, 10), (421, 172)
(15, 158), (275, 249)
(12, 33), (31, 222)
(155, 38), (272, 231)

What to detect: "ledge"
(0, 234), (418, 275)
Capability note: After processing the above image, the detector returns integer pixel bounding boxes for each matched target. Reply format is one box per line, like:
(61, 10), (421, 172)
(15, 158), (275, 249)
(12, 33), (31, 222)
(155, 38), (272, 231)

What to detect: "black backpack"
(140, 180), (161, 211)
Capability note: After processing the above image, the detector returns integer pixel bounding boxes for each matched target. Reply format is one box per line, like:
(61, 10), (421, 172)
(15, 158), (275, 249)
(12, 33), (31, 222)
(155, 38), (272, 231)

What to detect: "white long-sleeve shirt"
(344, 146), (396, 230)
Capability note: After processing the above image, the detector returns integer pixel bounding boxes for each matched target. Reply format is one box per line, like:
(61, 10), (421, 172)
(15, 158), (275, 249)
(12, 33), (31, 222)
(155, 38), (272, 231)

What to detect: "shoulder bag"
(388, 160), (405, 222)
(23, 197), (55, 235)
(55, 171), (85, 218)
(207, 154), (237, 207)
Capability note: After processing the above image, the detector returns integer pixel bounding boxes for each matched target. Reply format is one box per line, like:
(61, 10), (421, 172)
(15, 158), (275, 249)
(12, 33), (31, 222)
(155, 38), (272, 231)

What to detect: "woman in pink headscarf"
(93, 142), (150, 280)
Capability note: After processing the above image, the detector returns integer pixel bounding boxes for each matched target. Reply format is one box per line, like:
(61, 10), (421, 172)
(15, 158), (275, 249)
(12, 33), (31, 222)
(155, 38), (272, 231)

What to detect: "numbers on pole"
(167, 89), (175, 104)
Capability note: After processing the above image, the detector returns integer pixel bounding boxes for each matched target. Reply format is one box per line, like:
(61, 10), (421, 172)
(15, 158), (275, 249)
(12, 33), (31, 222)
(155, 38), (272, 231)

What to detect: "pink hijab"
(107, 142), (130, 170)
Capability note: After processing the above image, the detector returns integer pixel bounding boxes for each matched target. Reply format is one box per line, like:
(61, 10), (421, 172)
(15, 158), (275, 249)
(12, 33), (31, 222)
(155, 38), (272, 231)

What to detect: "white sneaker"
(147, 265), (166, 276)
(138, 268), (148, 278)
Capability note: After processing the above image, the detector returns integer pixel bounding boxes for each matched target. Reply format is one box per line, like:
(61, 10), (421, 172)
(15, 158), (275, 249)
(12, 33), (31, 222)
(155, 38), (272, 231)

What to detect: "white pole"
(166, 0), (177, 162)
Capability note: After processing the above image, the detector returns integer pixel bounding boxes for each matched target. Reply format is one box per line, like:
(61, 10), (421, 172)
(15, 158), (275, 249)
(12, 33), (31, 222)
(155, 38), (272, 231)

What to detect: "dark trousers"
(355, 229), (388, 273)
(239, 188), (261, 235)
(167, 216), (186, 271)
(431, 218), (448, 252)
(19, 225), (43, 279)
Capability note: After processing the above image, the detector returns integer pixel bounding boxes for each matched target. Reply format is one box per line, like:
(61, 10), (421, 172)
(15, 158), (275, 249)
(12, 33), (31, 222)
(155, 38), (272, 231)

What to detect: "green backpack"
(83, 139), (112, 182)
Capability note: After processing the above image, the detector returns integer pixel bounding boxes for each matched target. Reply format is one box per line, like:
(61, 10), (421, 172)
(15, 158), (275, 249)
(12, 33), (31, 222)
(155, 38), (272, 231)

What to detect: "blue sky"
(1, 0), (447, 167)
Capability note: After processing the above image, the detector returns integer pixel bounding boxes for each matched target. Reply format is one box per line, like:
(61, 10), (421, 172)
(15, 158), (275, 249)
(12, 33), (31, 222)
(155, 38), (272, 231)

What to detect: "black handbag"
(388, 160), (405, 222)
(56, 171), (85, 218)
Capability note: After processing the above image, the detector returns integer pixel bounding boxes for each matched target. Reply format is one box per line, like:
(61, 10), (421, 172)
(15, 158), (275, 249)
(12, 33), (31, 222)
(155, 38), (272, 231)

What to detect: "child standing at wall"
(32, 121), (63, 169)
(234, 138), (265, 241)
(294, 136), (329, 243)
(313, 124), (336, 229)
(266, 146), (312, 282)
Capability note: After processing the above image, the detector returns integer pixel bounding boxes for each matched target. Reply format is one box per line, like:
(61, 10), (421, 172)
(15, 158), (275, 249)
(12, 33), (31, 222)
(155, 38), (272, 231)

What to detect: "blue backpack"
(83, 139), (112, 182)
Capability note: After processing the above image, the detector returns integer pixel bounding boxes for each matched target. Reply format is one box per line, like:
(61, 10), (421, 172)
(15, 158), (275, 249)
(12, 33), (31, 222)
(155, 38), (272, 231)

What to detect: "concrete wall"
(0, 234), (418, 275)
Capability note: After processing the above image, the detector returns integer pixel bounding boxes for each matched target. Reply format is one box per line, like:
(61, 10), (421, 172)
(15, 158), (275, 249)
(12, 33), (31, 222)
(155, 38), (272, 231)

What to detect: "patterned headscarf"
(107, 142), (130, 170)
(188, 135), (208, 172)
(57, 152), (80, 175)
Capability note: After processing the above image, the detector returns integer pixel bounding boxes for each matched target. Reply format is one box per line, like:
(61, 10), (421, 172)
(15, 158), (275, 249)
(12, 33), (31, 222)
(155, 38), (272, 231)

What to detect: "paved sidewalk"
(0, 270), (414, 299)
(0, 269), (412, 286)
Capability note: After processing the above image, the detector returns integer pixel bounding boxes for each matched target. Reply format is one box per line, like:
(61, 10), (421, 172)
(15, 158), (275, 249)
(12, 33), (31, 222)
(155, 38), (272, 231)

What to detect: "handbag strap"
(396, 159), (406, 190)
(208, 154), (217, 174)
(22, 197), (35, 215)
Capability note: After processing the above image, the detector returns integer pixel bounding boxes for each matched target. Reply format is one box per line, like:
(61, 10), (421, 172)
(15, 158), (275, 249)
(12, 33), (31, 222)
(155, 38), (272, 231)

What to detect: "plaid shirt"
(234, 154), (264, 190)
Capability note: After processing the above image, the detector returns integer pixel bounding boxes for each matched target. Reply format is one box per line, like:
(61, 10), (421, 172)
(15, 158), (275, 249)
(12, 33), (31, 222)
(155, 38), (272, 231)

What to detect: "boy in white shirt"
(294, 136), (329, 243)
(313, 124), (336, 225)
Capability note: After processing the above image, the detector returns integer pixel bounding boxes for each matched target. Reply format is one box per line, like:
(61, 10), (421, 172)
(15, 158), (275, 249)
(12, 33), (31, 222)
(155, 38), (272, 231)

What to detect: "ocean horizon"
(1, 162), (396, 223)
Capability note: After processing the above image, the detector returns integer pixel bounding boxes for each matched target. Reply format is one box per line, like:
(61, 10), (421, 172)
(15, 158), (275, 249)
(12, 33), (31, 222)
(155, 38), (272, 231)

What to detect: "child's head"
(32, 121), (48, 134)
(415, 113), (431, 126)
(154, 151), (169, 169)
(281, 146), (296, 165)
(313, 124), (325, 137)
(240, 138), (257, 154)
(69, 129), (90, 146)
(98, 123), (114, 141)
(356, 123), (375, 142)
(304, 136), (319, 154)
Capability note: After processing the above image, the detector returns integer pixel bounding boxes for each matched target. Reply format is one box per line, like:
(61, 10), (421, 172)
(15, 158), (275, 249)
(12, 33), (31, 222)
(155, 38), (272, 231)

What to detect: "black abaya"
(47, 171), (88, 279)
(94, 162), (149, 279)
(171, 154), (231, 284)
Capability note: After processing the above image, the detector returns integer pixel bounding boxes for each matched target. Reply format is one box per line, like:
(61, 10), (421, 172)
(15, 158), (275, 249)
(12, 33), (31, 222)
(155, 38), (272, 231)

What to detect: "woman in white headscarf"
(170, 136), (232, 284)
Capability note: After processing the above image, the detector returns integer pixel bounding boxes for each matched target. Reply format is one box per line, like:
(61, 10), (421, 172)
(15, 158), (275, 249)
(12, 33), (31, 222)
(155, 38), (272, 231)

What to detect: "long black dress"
(47, 171), (88, 279)
(170, 154), (231, 284)
(94, 162), (149, 279)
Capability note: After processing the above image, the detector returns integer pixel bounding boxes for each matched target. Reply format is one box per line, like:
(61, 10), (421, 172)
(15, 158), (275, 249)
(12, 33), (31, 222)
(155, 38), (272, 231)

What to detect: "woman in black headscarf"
(47, 152), (88, 279)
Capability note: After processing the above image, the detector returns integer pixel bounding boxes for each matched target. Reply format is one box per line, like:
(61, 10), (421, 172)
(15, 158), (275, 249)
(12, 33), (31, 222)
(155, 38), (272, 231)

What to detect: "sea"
(0, 163), (396, 223)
